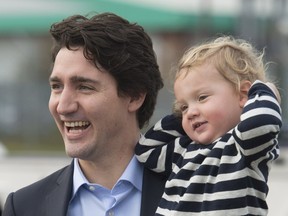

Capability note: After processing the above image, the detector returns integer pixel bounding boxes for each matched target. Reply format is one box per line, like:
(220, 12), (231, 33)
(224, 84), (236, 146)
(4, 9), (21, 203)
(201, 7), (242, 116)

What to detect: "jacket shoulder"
(3, 162), (73, 216)
(15, 163), (72, 195)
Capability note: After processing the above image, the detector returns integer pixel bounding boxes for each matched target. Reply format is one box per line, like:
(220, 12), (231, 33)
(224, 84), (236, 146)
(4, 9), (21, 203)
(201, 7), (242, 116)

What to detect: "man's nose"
(56, 89), (78, 115)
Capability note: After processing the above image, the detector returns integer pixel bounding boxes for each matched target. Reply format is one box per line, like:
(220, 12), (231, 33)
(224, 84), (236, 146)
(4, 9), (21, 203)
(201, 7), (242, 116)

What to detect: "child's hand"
(265, 82), (281, 104)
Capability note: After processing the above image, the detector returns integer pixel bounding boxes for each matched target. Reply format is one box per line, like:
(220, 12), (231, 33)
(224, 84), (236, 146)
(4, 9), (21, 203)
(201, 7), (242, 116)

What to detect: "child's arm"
(234, 80), (282, 164)
(135, 114), (190, 175)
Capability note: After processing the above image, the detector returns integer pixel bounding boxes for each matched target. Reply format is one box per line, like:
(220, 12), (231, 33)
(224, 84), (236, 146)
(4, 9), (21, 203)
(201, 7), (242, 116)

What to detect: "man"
(3, 12), (165, 216)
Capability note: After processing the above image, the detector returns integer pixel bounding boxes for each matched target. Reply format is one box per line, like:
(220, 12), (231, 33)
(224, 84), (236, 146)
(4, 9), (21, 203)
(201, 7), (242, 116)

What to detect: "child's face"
(174, 63), (244, 145)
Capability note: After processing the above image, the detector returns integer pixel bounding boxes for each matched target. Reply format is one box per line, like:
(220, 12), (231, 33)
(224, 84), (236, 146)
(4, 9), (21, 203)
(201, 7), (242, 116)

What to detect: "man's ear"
(128, 93), (146, 112)
(239, 80), (252, 108)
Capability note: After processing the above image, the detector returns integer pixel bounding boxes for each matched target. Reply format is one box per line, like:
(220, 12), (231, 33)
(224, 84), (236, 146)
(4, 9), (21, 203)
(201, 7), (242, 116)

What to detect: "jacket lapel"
(140, 168), (166, 216)
(44, 161), (74, 216)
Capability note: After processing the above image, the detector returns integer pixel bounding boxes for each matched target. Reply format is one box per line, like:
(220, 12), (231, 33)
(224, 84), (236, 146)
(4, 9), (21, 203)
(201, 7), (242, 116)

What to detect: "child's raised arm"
(234, 80), (282, 172)
(135, 114), (190, 176)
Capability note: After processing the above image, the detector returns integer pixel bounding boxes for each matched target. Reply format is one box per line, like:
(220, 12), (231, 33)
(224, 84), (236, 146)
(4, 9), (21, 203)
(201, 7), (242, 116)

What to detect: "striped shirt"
(135, 81), (282, 216)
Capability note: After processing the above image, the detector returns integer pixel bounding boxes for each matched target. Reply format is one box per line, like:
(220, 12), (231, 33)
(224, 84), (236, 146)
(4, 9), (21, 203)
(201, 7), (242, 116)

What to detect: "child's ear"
(239, 80), (252, 108)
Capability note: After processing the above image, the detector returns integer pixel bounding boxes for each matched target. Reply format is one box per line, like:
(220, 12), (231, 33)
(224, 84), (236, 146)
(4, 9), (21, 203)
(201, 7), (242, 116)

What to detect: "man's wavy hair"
(50, 12), (163, 128)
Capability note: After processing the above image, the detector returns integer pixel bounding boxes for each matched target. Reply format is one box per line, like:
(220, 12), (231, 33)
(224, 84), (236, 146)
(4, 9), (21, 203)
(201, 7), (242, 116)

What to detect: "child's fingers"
(266, 82), (281, 104)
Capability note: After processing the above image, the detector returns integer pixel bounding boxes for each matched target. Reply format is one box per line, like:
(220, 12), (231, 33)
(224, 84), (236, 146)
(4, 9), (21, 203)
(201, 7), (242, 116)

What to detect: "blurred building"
(0, 0), (287, 151)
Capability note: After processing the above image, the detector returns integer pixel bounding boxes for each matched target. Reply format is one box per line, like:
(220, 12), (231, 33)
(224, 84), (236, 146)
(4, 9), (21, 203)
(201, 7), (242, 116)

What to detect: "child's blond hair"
(173, 36), (268, 115)
(176, 36), (267, 91)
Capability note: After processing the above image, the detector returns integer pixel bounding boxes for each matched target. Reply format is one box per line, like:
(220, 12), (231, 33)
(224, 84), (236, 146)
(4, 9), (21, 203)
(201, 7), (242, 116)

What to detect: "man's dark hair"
(50, 12), (163, 128)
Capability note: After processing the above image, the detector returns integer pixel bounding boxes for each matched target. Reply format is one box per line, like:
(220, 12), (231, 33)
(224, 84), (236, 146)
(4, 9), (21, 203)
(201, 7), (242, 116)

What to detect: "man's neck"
(78, 153), (134, 189)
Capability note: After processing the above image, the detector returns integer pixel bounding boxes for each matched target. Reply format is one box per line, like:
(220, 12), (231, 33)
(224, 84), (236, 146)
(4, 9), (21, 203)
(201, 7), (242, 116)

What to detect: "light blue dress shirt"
(67, 156), (144, 216)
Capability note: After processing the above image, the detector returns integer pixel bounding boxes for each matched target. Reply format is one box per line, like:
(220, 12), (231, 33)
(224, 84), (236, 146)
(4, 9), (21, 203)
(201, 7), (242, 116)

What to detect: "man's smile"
(64, 121), (91, 132)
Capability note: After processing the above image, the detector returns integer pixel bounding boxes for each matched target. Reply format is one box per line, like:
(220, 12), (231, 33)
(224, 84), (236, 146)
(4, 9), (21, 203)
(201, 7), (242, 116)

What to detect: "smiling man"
(3, 12), (165, 216)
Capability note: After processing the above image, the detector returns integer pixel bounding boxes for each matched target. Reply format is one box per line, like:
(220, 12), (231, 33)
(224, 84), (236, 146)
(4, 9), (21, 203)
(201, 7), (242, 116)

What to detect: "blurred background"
(0, 0), (288, 215)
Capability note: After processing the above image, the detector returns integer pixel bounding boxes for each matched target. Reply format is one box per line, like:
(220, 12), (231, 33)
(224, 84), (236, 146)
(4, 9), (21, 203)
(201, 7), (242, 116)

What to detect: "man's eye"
(50, 83), (61, 90)
(79, 85), (93, 90)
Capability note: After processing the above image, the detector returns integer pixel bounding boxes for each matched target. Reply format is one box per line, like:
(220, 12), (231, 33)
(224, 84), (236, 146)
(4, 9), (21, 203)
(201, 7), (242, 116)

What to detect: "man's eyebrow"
(49, 76), (98, 84)
(49, 76), (60, 83)
(70, 76), (98, 84)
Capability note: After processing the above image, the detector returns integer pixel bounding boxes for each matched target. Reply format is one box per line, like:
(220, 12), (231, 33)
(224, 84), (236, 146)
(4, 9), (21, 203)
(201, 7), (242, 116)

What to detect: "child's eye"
(198, 95), (208, 101)
(180, 104), (188, 112)
(173, 102), (188, 114)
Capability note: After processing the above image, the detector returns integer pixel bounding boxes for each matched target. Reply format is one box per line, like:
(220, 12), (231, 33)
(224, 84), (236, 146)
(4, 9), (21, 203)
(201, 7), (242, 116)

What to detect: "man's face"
(49, 47), (133, 161)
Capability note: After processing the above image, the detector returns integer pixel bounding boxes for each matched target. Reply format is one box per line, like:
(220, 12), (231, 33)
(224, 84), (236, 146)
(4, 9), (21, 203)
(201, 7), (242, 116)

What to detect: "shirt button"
(88, 186), (95, 191)
(108, 210), (114, 216)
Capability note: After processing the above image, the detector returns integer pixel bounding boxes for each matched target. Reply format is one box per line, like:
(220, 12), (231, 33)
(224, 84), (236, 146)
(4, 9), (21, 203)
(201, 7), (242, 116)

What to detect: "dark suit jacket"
(2, 160), (166, 216)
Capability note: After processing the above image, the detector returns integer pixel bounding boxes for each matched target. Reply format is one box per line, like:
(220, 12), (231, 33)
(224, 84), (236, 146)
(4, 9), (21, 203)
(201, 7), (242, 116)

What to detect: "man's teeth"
(64, 121), (90, 127)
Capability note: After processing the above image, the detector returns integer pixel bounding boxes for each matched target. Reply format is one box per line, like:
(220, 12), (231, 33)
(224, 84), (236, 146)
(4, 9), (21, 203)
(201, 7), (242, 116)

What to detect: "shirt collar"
(120, 156), (143, 191)
(72, 156), (143, 196)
